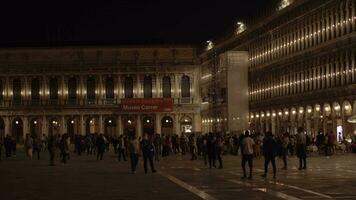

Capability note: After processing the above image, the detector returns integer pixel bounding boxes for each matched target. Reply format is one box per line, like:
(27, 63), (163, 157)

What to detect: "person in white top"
(241, 130), (255, 179)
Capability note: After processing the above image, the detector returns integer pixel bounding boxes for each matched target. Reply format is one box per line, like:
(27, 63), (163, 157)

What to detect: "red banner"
(121, 98), (174, 112)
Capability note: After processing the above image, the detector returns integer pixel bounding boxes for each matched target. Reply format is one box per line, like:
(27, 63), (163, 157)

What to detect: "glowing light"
(71, 120), (75, 124)
(307, 108), (312, 113)
(15, 120), (19, 125)
(344, 105), (350, 110)
(33, 120), (37, 125)
(206, 40), (214, 50)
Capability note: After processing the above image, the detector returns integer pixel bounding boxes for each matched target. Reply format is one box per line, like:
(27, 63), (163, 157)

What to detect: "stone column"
(117, 115), (122, 135)
(23, 116), (29, 139)
(99, 115), (104, 134)
(4, 116), (10, 136)
(193, 113), (201, 133)
(175, 114), (180, 136)
(155, 113), (161, 134)
(137, 115), (142, 137)
(80, 115), (85, 135)
(271, 117), (276, 135)
(61, 115), (66, 135)
(42, 116), (47, 136)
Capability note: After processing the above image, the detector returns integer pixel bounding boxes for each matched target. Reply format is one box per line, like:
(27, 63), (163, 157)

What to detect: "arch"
(181, 75), (190, 98)
(124, 76), (133, 98)
(85, 116), (99, 135)
(162, 76), (171, 98)
(143, 76), (152, 98)
(105, 77), (115, 100)
(48, 117), (60, 136)
(342, 100), (352, 116)
(161, 116), (173, 135)
(12, 117), (23, 143)
(104, 116), (117, 137)
(332, 102), (341, 116)
(87, 76), (96, 103)
(122, 115), (136, 136)
(323, 103), (331, 116)
(142, 115), (154, 136)
(68, 77), (77, 104)
(67, 117), (79, 140)
(29, 117), (42, 139)
(180, 115), (192, 134)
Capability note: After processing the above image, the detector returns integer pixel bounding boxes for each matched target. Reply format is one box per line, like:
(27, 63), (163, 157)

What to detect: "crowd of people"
(0, 128), (356, 179)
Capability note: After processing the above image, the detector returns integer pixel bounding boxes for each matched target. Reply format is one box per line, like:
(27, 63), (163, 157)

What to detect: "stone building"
(0, 46), (201, 143)
(200, 0), (356, 140)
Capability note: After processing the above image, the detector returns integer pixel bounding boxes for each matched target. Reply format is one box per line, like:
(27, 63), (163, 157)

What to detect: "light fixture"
(184, 119), (189, 122)
(128, 120), (132, 124)
(108, 120), (112, 124)
(166, 119), (169, 123)
(299, 109), (303, 114)
(316, 106), (320, 111)
(272, 113), (276, 117)
(15, 120), (19, 125)
(278, 112), (282, 116)
(146, 119), (150, 123)
(334, 105), (340, 111)
(206, 40), (214, 50)
(344, 105), (350, 110)
(71, 120), (75, 124)
(266, 113), (270, 117)
(52, 120), (56, 124)
(285, 111), (289, 115)
(307, 108), (312, 113)
(33, 120), (37, 125)
(256, 114), (260, 118)
(325, 107), (330, 112)
(292, 110), (296, 115)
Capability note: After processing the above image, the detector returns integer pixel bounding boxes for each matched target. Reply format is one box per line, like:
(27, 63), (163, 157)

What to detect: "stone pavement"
(0, 149), (355, 200)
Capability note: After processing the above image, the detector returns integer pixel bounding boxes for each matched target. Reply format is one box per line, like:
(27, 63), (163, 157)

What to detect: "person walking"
(141, 133), (156, 174)
(4, 135), (12, 158)
(118, 135), (127, 161)
(261, 131), (278, 179)
(189, 134), (198, 161)
(32, 137), (41, 160)
(24, 134), (33, 160)
(281, 132), (290, 169)
(128, 135), (140, 173)
(47, 134), (56, 166)
(59, 134), (70, 165)
(241, 130), (255, 179)
(207, 132), (216, 168)
(296, 127), (307, 170)
(96, 134), (106, 160)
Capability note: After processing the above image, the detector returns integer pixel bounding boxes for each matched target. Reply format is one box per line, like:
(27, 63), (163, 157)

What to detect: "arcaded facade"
(200, 0), (356, 139)
(0, 47), (201, 143)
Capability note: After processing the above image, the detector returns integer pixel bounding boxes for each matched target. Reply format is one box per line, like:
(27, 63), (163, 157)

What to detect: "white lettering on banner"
(141, 105), (158, 110)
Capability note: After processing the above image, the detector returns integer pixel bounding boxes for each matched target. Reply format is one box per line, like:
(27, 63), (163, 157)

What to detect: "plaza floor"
(0, 149), (355, 200)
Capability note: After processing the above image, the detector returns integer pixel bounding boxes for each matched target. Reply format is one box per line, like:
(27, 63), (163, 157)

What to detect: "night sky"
(0, 0), (273, 46)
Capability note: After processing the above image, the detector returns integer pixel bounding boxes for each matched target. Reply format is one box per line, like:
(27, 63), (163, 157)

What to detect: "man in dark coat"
(262, 131), (278, 179)
(141, 133), (156, 173)
(96, 134), (106, 160)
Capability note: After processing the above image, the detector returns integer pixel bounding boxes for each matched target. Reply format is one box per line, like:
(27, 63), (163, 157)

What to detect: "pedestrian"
(189, 134), (197, 161)
(118, 135), (127, 161)
(128, 135), (140, 173)
(4, 135), (12, 158)
(0, 136), (3, 160)
(241, 130), (255, 179)
(202, 134), (208, 165)
(96, 134), (105, 160)
(32, 136), (41, 160)
(296, 127), (307, 170)
(281, 132), (290, 169)
(261, 131), (278, 179)
(24, 134), (33, 160)
(141, 133), (156, 174)
(59, 134), (70, 165)
(207, 132), (216, 168)
(153, 134), (162, 161)
(47, 134), (56, 166)
(11, 137), (17, 157)
(216, 134), (223, 169)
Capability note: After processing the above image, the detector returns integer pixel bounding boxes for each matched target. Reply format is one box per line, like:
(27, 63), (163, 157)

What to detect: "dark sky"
(0, 0), (273, 46)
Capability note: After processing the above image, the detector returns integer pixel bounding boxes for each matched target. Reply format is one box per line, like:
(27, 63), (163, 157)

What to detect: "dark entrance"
(142, 116), (154, 136)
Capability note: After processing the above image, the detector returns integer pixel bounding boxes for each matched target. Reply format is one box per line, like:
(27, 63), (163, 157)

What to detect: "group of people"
(0, 135), (17, 160)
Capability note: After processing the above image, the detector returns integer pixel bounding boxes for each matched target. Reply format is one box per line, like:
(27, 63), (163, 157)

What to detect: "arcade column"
(155, 113), (161, 135)
(4, 116), (10, 136)
(175, 114), (180, 136)
(42, 115), (47, 136)
(23, 116), (29, 138)
(117, 115), (123, 135)
(61, 115), (66, 135)
(193, 114), (201, 133)
(80, 115), (85, 135)
(137, 115), (142, 137)
(99, 115), (104, 134)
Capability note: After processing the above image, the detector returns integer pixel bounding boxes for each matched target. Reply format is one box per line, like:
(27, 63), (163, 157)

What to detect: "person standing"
(241, 130), (255, 179)
(189, 134), (197, 161)
(216, 134), (224, 169)
(141, 133), (156, 173)
(281, 132), (290, 169)
(4, 135), (12, 158)
(153, 134), (162, 161)
(24, 134), (33, 160)
(117, 135), (127, 161)
(59, 134), (70, 165)
(96, 134), (106, 160)
(262, 131), (278, 179)
(32, 137), (41, 160)
(47, 134), (56, 166)
(207, 132), (216, 168)
(296, 127), (307, 170)
(128, 135), (140, 173)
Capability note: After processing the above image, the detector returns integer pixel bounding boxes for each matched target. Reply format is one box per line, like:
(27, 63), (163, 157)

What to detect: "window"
(13, 78), (21, 104)
(143, 76), (152, 98)
(0, 79), (3, 102)
(87, 77), (96, 101)
(49, 78), (58, 100)
(105, 77), (114, 99)
(181, 75), (190, 98)
(124, 76), (133, 98)
(31, 78), (40, 103)
(162, 76), (171, 98)
(68, 77), (77, 102)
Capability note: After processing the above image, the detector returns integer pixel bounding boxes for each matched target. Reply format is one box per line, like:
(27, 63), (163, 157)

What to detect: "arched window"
(143, 76), (152, 98)
(31, 78), (40, 103)
(181, 75), (190, 98)
(124, 76), (133, 98)
(87, 77), (96, 102)
(68, 77), (77, 103)
(13, 78), (21, 104)
(49, 78), (58, 100)
(105, 77), (114, 99)
(162, 76), (171, 98)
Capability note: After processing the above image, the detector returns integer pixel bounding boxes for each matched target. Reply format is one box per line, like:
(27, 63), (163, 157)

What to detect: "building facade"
(200, 0), (356, 140)
(0, 46), (201, 143)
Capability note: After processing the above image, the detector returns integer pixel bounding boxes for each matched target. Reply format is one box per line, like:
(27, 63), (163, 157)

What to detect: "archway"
(161, 116), (173, 135)
(0, 117), (4, 138)
(123, 115), (136, 136)
(104, 117), (117, 137)
(30, 118), (41, 139)
(142, 115), (154, 136)
(86, 116), (99, 135)
(48, 117), (60, 136)
(180, 115), (192, 134)
(67, 117), (79, 140)
(12, 118), (23, 143)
